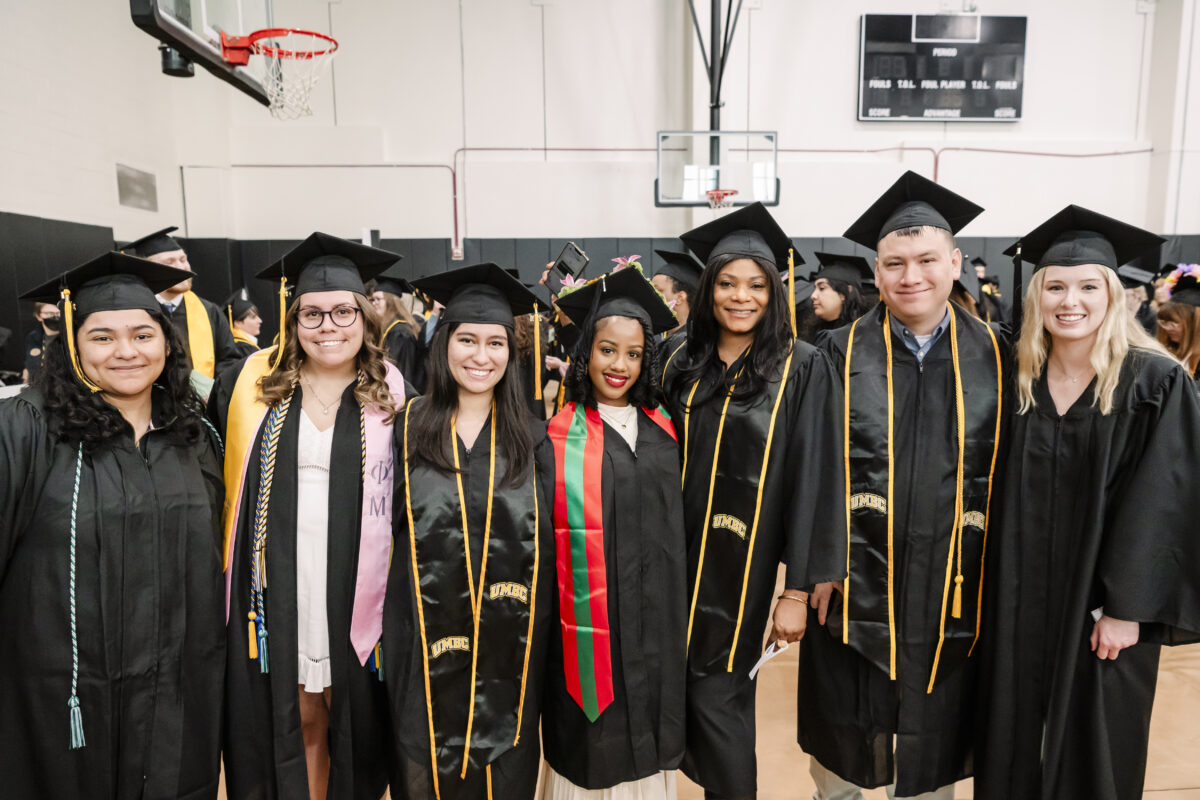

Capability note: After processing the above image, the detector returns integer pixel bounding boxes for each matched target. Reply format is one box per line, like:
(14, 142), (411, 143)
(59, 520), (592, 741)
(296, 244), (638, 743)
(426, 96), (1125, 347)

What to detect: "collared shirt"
(889, 306), (951, 363)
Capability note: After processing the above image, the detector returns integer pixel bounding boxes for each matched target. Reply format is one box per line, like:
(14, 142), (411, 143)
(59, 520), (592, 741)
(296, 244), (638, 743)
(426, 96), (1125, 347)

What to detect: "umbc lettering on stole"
(849, 493), (888, 514)
(488, 581), (530, 604)
(712, 514), (748, 540)
(961, 511), (986, 531)
(430, 635), (470, 659)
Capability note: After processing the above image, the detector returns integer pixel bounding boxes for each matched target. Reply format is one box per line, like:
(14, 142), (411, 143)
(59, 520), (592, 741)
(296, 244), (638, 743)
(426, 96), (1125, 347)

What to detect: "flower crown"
(1165, 264), (1200, 294)
(556, 255), (676, 313)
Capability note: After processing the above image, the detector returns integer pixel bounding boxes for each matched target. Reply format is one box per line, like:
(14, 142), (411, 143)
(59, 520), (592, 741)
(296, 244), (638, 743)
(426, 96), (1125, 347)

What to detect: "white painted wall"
(2, 0), (1198, 245)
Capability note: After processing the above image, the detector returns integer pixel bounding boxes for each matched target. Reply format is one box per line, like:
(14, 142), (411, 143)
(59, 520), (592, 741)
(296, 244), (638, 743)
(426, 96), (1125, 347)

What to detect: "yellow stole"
(220, 348), (276, 577)
(232, 329), (257, 347)
(182, 291), (216, 377)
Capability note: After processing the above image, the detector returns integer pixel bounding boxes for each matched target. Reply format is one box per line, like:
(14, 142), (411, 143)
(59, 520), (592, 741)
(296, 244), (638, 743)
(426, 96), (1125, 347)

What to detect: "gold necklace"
(1050, 359), (1090, 384)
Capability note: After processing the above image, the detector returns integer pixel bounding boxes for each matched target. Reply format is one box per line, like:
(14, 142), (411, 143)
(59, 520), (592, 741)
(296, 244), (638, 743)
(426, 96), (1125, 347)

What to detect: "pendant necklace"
(302, 375), (340, 415)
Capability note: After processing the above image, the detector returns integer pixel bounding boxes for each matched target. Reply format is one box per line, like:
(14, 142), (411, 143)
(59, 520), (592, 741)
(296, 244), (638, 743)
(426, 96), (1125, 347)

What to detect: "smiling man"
(796, 171), (1009, 800)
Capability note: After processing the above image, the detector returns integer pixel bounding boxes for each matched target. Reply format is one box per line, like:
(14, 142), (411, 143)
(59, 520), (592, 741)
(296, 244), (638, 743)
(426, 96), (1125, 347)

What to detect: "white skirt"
(541, 765), (677, 800)
(296, 411), (334, 693)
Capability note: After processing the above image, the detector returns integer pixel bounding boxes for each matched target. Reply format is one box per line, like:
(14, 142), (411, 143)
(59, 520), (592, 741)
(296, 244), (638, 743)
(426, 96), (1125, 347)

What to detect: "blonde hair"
(258, 292), (398, 422)
(374, 289), (421, 337)
(1017, 267), (1171, 415)
(1156, 301), (1200, 374)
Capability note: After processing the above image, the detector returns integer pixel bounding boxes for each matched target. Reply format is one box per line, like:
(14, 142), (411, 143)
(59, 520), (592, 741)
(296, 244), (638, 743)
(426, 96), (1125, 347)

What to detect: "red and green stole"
(548, 401), (676, 722)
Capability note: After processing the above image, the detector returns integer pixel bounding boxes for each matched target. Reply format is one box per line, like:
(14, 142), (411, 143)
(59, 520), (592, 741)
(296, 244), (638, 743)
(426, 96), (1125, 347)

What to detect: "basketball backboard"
(655, 131), (779, 207)
(130, 0), (272, 106)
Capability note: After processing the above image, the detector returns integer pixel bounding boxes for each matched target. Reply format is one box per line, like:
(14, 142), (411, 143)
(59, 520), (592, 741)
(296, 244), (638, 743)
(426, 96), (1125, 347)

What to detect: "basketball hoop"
(705, 188), (739, 209)
(221, 28), (339, 120)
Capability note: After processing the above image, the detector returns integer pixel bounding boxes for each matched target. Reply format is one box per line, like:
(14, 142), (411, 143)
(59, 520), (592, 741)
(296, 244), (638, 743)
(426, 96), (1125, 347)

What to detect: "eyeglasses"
(297, 306), (360, 329)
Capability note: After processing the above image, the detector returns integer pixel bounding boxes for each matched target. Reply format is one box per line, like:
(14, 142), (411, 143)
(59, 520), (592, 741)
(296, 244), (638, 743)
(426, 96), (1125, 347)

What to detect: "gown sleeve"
(0, 395), (50, 575)
(1099, 361), (1200, 643)
(783, 345), (848, 591)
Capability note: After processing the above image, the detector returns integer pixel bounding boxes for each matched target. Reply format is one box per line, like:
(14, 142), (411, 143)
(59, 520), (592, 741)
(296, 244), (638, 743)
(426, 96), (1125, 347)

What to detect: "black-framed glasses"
(297, 306), (360, 329)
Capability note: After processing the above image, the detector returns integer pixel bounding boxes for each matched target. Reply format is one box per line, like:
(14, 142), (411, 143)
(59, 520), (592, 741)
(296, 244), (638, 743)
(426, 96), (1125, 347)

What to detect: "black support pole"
(709, 0), (722, 172)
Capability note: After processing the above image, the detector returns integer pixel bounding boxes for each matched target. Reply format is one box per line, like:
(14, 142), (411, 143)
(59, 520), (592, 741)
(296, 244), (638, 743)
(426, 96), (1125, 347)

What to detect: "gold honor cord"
(726, 346), (796, 671)
(842, 320), (858, 644)
(662, 340), (688, 387)
(680, 379), (702, 487)
(61, 289), (102, 394)
(969, 322), (1004, 658)
(457, 403), (497, 779)
(402, 403), (440, 800)
(512, 470), (539, 747)
(883, 310), (897, 680)
(452, 418), (477, 604)
(787, 248), (797, 337)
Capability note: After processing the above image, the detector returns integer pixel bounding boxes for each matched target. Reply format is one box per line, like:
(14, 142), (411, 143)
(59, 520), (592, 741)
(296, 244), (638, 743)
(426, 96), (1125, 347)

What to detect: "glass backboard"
(655, 131), (779, 207)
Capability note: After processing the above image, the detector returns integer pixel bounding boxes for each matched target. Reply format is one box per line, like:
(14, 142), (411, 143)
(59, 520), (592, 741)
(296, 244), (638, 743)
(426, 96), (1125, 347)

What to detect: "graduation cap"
(20, 251), (195, 393)
(843, 170), (983, 250)
(504, 267), (537, 289)
(1002, 206), (1165, 272)
(371, 264), (413, 298)
(679, 202), (800, 270)
(1117, 265), (1155, 291)
(970, 255), (988, 268)
(955, 259), (981, 300)
(653, 249), (704, 292)
(412, 262), (548, 329)
(224, 288), (257, 324)
(119, 226), (185, 258)
(1169, 272), (1200, 308)
(554, 267), (677, 335)
(809, 251), (874, 289)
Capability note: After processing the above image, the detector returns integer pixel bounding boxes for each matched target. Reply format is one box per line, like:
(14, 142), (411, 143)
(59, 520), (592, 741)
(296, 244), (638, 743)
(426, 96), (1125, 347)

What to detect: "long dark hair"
(564, 313), (664, 409)
(408, 322), (534, 487)
(674, 253), (794, 400)
(799, 277), (873, 342)
(32, 310), (207, 450)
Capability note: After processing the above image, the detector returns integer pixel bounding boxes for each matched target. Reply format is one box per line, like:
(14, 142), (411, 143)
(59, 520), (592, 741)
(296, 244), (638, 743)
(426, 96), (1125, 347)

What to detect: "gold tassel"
(62, 289), (102, 393)
(247, 612), (258, 659)
(787, 248), (797, 337)
(269, 277), (286, 371)
(227, 305), (235, 333)
(533, 306), (542, 401)
(952, 575), (964, 619)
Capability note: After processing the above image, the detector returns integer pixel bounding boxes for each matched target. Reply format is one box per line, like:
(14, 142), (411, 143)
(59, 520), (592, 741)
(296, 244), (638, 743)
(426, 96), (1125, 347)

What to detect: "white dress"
(296, 409), (334, 692)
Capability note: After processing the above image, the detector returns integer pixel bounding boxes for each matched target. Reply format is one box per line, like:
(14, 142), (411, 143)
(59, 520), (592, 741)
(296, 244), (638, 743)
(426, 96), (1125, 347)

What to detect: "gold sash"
(182, 291), (216, 377)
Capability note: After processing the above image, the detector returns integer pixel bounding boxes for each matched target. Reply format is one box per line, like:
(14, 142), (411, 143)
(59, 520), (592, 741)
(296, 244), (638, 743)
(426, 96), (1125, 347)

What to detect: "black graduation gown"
(661, 335), (846, 796)
(798, 310), (1010, 795)
(210, 373), (391, 800)
(165, 295), (242, 374)
(976, 350), (1200, 800)
(535, 409), (688, 790)
(384, 320), (427, 394)
(0, 389), (225, 799)
(386, 409), (553, 800)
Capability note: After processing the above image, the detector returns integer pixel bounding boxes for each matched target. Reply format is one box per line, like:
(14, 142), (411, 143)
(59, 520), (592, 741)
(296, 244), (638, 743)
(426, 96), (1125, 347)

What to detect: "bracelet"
(777, 593), (808, 604)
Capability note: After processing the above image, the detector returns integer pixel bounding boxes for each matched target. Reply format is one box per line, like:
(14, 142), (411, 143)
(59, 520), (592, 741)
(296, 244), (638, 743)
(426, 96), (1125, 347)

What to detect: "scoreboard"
(858, 14), (1027, 122)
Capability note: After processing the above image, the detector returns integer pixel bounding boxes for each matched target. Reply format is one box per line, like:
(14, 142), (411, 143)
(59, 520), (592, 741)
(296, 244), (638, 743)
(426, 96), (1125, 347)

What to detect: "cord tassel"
(62, 289), (102, 393)
(257, 627), (270, 674)
(952, 575), (964, 619)
(270, 277), (287, 371)
(247, 613), (258, 660)
(68, 695), (85, 750)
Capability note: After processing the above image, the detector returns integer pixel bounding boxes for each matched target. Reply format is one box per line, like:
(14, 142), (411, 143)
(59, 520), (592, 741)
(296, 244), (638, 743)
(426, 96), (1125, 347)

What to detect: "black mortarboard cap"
(956, 259), (981, 299)
(679, 202), (800, 269)
(119, 226), (185, 258)
(372, 264), (413, 298)
(843, 171), (983, 250)
(1117, 265), (1155, 290)
(970, 255), (988, 268)
(22, 251), (193, 316)
(810, 251), (874, 289)
(653, 249), (705, 290)
(256, 232), (400, 296)
(413, 263), (548, 328)
(554, 268), (677, 335)
(1002, 205), (1165, 272)
(224, 288), (257, 322)
(1170, 273), (1200, 307)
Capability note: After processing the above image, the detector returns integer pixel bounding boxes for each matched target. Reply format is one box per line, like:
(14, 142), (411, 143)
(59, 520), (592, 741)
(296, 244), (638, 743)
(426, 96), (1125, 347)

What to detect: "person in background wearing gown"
(798, 172), (1007, 800)
(20, 300), (61, 384)
(0, 252), (225, 799)
(384, 263), (553, 800)
(977, 207), (1200, 800)
(799, 251), (874, 344)
(661, 203), (846, 800)
(371, 269), (428, 392)
(211, 233), (405, 800)
(224, 288), (263, 359)
(651, 249), (704, 338)
(1155, 265), (1200, 385)
(538, 267), (688, 800)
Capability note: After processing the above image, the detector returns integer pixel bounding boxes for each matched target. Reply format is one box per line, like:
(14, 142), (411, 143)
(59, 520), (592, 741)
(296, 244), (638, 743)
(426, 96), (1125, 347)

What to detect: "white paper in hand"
(748, 640), (789, 680)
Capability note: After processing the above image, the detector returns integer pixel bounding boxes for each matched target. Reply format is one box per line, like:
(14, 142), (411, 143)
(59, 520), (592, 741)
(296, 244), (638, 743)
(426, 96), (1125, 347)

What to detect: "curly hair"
(32, 310), (207, 450)
(408, 322), (534, 488)
(258, 292), (398, 422)
(672, 252), (795, 402)
(564, 313), (664, 409)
